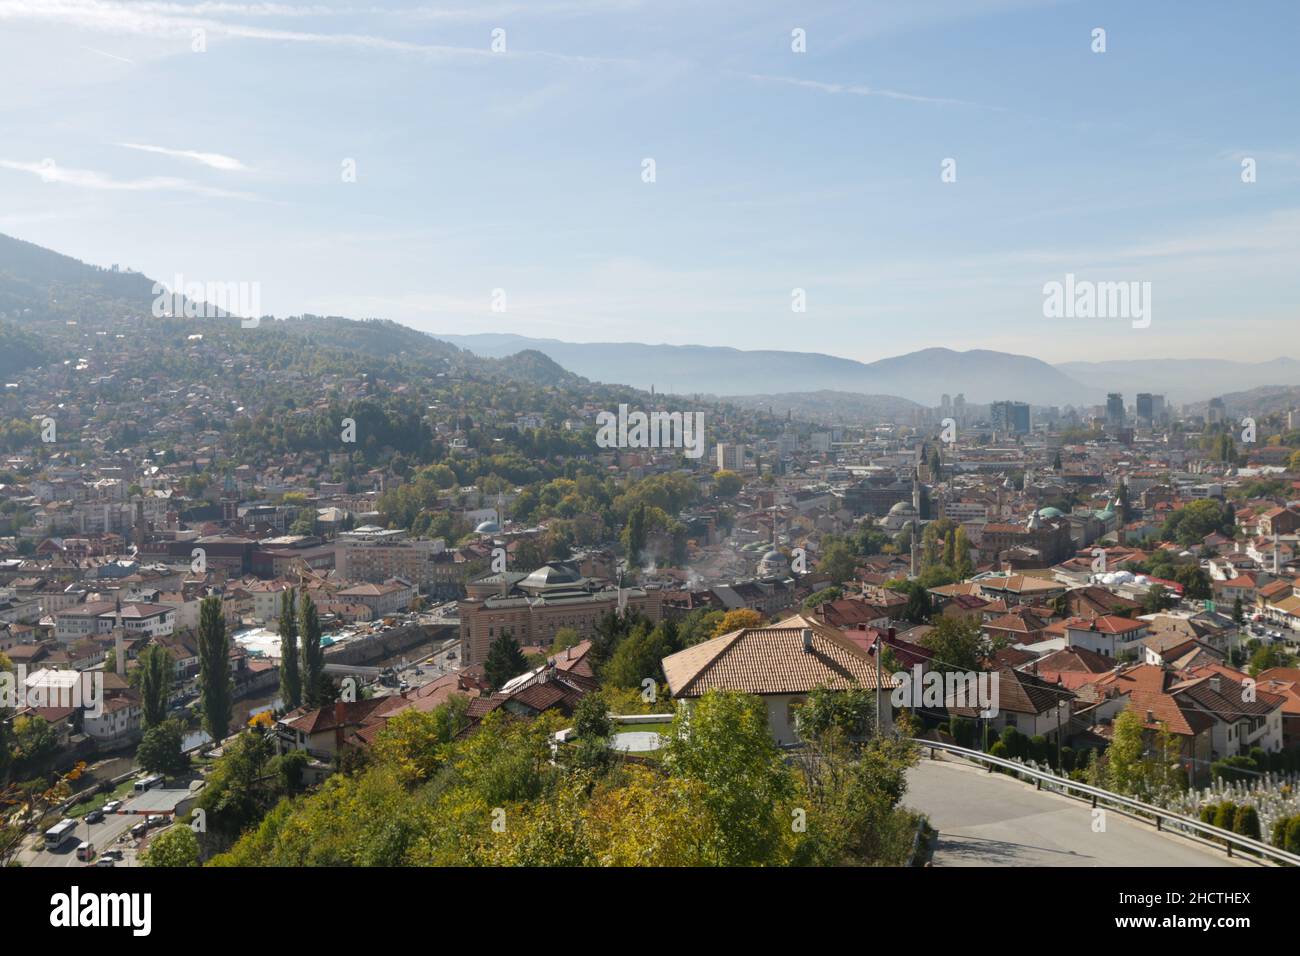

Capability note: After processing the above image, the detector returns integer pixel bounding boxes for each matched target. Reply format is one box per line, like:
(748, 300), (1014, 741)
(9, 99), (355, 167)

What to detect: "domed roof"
(1036, 507), (1064, 519)
(888, 501), (916, 515)
(474, 519), (500, 534)
(758, 549), (788, 576)
(520, 563), (581, 590)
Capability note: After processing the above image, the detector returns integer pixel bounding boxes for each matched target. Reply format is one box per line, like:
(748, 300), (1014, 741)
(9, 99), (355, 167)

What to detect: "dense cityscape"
(0, 231), (1299, 879)
(2, 0), (1297, 937)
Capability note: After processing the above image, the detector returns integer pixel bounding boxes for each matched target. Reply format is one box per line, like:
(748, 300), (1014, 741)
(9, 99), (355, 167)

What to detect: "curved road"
(906, 758), (1244, 867)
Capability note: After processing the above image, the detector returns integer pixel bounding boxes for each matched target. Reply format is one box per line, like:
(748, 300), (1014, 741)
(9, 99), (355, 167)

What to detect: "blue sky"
(1, 0), (1298, 364)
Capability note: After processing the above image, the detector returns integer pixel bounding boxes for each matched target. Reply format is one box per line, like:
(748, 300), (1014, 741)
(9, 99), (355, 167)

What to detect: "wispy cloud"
(734, 71), (1006, 111)
(0, 158), (258, 199)
(116, 142), (248, 171)
(82, 44), (134, 62)
(0, 0), (632, 65)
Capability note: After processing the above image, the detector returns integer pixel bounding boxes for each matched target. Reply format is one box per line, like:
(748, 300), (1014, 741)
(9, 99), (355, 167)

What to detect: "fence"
(911, 737), (1300, 866)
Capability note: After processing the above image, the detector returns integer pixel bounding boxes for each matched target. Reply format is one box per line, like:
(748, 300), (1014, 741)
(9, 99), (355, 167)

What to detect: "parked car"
(84, 808), (104, 824)
(93, 857), (115, 868)
(130, 822), (148, 839)
(145, 815), (167, 829)
(102, 800), (122, 814)
(100, 848), (124, 862)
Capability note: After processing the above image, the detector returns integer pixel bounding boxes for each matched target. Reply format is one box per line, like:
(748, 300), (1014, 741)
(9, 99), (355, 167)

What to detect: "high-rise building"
(1136, 393), (1166, 425)
(1106, 393), (1125, 428)
(991, 400), (1030, 435)
(716, 442), (746, 471)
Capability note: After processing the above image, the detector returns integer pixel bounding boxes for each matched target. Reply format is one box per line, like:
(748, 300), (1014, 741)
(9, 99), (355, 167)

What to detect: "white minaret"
(114, 596), (125, 678)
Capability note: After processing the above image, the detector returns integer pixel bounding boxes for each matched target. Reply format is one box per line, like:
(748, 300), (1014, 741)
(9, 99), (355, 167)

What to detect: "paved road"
(905, 758), (1243, 867)
(23, 811), (142, 868)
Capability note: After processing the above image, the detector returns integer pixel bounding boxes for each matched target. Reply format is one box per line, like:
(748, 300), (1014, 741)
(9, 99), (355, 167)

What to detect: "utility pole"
(1056, 687), (1063, 770)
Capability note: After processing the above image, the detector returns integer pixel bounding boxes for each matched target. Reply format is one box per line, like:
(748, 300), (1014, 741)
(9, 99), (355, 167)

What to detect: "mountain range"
(2, 232), (1297, 410)
(436, 334), (1300, 408)
(432, 334), (1098, 406)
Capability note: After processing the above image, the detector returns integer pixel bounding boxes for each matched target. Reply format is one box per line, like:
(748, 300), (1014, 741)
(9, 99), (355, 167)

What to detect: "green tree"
(918, 615), (985, 674)
(1142, 583), (1173, 614)
(622, 500), (647, 566)
(601, 624), (671, 689)
(952, 525), (974, 578)
(550, 626), (581, 654)
(137, 643), (173, 730)
(197, 595), (233, 746)
(136, 720), (190, 776)
(299, 591), (327, 707)
(144, 824), (201, 867)
(885, 579), (932, 624)
(569, 690), (614, 773)
(664, 690), (792, 866)
(371, 697), (470, 784)
(713, 470), (743, 497)
(803, 586), (843, 609)
(278, 587), (301, 711)
(1106, 708), (1147, 796)
(795, 686), (877, 743)
(1173, 564), (1212, 601)
(1232, 804), (1262, 840)
(484, 630), (528, 690)
(817, 541), (858, 586)
(193, 730), (276, 849)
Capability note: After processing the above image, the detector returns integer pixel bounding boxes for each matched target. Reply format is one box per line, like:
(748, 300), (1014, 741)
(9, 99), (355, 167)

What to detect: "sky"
(1, 0), (1298, 365)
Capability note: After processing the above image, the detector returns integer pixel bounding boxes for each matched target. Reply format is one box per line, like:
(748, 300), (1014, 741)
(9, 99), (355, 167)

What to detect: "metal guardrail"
(911, 738), (1300, 867)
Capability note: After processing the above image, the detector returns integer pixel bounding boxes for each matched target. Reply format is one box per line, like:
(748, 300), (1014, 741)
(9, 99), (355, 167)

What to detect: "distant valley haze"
(2, 228), (1297, 410)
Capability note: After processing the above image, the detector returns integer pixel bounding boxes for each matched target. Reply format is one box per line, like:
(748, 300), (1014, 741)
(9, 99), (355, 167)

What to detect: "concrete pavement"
(905, 757), (1245, 867)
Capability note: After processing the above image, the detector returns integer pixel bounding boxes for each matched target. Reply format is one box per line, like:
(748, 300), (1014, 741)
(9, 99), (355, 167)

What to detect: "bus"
(43, 818), (77, 849)
(133, 774), (164, 793)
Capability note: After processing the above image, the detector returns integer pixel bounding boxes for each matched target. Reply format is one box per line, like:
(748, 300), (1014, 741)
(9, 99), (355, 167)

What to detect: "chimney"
(1209, 676), (1222, 694)
(334, 698), (347, 750)
(801, 628), (814, 653)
